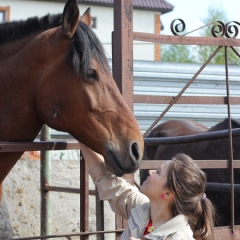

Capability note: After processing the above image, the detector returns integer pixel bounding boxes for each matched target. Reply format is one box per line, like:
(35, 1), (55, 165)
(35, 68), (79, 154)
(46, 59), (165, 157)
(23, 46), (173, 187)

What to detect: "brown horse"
(141, 118), (240, 226)
(0, 11), (62, 202)
(143, 119), (208, 161)
(0, 0), (144, 199)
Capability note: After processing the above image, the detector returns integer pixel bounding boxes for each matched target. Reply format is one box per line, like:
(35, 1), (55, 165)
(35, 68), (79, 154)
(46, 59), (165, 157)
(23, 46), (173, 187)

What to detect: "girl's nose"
(148, 170), (155, 175)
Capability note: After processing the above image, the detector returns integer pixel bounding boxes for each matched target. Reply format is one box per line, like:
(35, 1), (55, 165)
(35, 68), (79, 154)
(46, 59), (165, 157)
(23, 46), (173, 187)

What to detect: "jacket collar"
(130, 202), (151, 228)
(129, 203), (189, 238)
(148, 214), (189, 238)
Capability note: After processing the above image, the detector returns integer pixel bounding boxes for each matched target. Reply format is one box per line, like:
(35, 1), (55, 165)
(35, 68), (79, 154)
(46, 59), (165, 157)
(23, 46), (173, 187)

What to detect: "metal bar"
(40, 125), (51, 237)
(112, 0), (134, 111)
(144, 128), (240, 145)
(0, 128), (240, 152)
(45, 184), (95, 195)
(206, 182), (240, 192)
(140, 160), (240, 169)
(80, 152), (89, 240)
(143, 46), (222, 137)
(225, 46), (235, 230)
(230, 46), (240, 58)
(9, 229), (125, 240)
(0, 141), (81, 152)
(133, 32), (240, 46)
(134, 95), (240, 105)
(96, 189), (104, 240)
(1, 128), (239, 151)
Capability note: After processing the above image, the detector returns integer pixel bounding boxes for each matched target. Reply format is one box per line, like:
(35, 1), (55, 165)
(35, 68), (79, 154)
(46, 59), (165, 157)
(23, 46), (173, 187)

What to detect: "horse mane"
(0, 13), (62, 45)
(70, 21), (109, 78)
(0, 12), (109, 78)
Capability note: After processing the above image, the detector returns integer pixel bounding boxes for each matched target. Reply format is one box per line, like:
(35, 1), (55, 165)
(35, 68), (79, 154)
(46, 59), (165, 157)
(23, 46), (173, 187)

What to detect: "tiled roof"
(77, 0), (174, 14)
(36, 0), (174, 14)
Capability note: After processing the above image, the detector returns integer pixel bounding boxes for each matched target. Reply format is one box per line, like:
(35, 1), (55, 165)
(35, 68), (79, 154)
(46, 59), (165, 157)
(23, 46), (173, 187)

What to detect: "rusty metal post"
(112, 0), (134, 110)
(224, 46), (235, 231)
(80, 151), (89, 240)
(40, 125), (51, 237)
(95, 189), (104, 240)
(112, 1), (134, 238)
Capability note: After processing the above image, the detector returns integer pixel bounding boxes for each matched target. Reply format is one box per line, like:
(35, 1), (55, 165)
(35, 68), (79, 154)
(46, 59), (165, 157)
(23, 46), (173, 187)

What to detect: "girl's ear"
(164, 191), (174, 200)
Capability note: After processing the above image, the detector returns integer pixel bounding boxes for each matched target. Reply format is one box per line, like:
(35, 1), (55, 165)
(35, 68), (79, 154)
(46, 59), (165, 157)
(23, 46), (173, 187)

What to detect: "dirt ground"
(0, 155), (116, 240)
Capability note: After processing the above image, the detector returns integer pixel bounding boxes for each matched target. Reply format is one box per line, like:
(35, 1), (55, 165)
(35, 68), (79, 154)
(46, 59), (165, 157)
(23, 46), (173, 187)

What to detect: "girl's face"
(140, 161), (171, 200)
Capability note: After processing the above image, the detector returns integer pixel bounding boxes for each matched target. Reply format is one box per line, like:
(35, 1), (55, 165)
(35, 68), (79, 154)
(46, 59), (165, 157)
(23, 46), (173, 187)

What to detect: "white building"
(0, 0), (174, 60)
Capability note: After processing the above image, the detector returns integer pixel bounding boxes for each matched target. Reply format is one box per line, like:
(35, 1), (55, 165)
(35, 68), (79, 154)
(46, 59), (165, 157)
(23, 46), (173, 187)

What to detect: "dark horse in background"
(0, 0), (144, 200)
(141, 118), (240, 227)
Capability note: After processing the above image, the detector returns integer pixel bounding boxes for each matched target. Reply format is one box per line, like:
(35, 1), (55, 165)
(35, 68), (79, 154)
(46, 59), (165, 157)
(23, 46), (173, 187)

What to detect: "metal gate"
(112, 0), (240, 239)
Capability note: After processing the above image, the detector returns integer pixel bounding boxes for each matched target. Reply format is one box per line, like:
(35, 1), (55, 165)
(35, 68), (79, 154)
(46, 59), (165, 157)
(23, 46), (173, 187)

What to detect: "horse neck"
(1, 28), (63, 79)
(0, 27), (66, 141)
(0, 13), (62, 61)
(0, 40), (49, 141)
(0, 34), (38, 61)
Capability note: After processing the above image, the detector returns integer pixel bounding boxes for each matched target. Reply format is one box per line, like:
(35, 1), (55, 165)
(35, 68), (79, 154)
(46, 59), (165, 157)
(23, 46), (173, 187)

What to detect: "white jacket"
(89, 162), (195, 240)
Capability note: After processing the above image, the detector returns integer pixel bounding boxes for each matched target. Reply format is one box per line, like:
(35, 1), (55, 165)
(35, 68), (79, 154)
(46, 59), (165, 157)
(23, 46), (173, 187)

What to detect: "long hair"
(167, 153), (215, 240)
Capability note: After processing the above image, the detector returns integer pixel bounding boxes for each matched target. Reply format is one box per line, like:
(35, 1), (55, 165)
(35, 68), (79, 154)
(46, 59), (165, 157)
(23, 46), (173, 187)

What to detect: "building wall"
(0, 0), (161, 60)
(132, 61), (240, 132)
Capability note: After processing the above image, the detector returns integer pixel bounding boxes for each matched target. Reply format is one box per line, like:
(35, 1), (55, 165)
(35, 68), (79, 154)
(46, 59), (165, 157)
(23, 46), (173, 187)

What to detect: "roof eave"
(32, 0), (174, 14)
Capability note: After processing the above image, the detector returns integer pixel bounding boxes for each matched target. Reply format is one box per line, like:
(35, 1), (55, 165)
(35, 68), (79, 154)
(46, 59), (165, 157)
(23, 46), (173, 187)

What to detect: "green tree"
(161, 6), (240, 65)
(161, 44), (197, 63)
(198, 6), (240, 65)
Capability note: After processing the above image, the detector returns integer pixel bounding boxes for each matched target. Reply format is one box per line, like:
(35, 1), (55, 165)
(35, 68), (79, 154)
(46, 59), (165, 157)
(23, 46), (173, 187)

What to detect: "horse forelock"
(70, 21), (109, 77)
(0, 13), (62, 46)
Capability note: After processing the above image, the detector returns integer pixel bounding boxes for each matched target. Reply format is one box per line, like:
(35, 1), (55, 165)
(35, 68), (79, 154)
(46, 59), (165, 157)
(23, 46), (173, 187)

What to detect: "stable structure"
(0, 0), (173, 61)
(112, 1), (240, 240)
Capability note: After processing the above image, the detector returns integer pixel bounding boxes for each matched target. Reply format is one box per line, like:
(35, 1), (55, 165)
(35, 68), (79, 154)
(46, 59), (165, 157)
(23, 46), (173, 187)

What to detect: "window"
(0, 6), (10, 23)
(91, 17), (97, 28)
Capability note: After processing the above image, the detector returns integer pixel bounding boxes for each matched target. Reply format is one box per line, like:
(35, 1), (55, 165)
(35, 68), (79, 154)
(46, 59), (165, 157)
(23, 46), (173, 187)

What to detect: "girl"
(79, 143), (215, 240)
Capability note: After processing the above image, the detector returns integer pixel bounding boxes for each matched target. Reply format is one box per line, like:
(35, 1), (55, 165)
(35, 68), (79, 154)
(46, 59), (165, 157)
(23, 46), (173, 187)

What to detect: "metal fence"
(112, 1), (240, 239)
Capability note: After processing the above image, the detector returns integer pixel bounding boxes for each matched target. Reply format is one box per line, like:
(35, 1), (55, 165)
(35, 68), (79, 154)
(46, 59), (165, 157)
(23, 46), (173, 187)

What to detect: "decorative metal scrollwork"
(170, 19), (240, 38)
(225, 21), (240, 38)
(211, 21), (225, 37)
(170, 19), (186, 36)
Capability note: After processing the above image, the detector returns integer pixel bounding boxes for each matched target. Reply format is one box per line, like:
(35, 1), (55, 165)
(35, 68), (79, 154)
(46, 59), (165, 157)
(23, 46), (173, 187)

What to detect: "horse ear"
(81, 7), (92, 27)
(62, 0), (80, 38)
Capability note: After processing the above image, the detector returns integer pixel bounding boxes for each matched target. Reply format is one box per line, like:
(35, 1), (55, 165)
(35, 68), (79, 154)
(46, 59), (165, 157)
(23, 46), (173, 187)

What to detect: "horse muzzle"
(104, 141), (142, 176)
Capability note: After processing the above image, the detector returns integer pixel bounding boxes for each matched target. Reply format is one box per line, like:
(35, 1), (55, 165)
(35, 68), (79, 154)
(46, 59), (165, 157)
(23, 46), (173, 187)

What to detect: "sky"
(160, 0), (240, 36)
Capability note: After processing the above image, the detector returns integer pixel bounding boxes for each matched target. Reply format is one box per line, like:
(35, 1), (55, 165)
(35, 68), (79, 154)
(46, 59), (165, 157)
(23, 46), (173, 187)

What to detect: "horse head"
(32, 0), (144, 176)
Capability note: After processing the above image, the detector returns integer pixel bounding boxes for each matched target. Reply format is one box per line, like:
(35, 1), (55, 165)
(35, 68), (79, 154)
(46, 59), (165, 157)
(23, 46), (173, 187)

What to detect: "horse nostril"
(131, 142), (140, 161)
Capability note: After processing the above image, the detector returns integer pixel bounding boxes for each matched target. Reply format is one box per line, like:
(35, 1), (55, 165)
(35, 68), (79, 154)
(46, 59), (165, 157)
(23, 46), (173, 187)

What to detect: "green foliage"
(198, 6), (240, 65)
(161, 44), (197, 63)
(161, 6), (240, 65)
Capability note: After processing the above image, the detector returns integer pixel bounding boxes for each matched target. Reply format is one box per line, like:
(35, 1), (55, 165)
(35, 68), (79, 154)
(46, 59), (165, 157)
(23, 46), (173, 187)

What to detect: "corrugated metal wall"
(51, 60), (240, 138)
(133, 60), (239, 133)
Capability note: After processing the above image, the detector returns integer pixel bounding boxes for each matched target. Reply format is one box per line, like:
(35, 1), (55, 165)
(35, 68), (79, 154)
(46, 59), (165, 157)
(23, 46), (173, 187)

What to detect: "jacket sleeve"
(89, 162), (149, 220)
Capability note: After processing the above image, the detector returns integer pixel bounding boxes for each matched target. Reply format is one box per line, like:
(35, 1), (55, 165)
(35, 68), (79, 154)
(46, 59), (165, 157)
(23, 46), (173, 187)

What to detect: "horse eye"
(86, 69), (98, 80)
